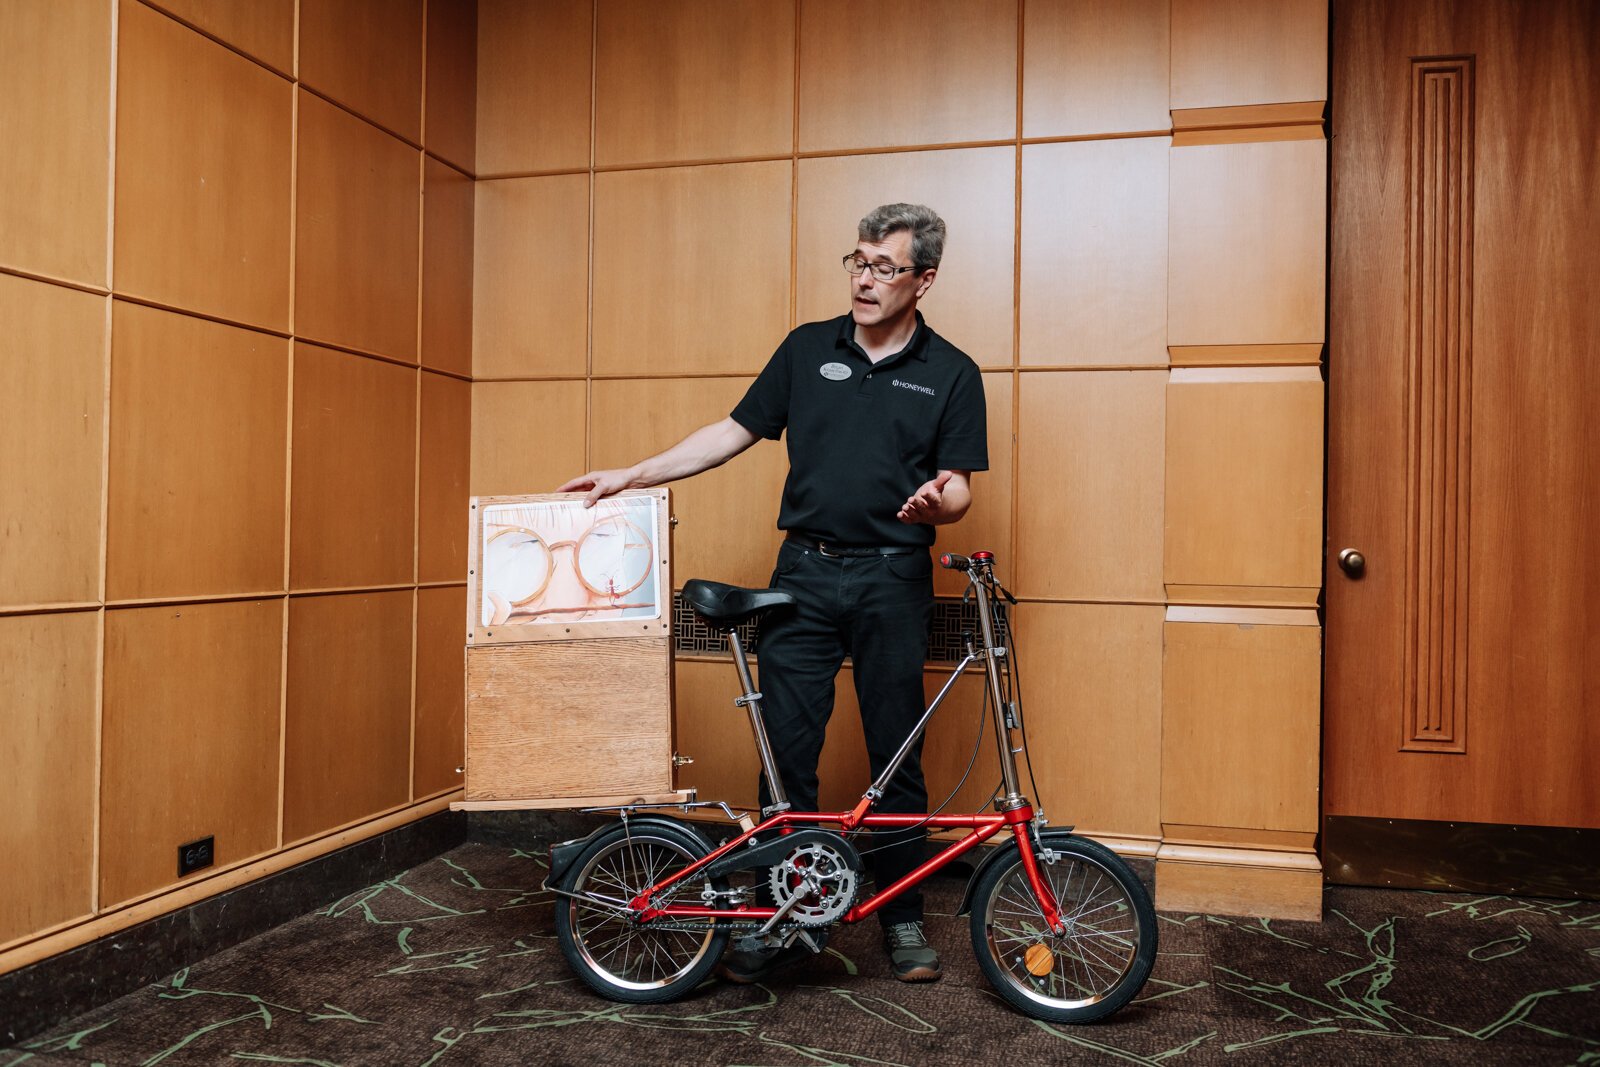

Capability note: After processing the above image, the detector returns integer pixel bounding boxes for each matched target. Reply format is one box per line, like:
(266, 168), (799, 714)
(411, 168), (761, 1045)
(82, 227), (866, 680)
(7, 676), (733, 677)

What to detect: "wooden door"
(1325, 0), (1600, 893)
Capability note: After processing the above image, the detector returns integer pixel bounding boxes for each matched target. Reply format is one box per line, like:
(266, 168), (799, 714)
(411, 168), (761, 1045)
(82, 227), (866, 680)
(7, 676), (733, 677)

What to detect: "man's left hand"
(897, 470), (971, 525)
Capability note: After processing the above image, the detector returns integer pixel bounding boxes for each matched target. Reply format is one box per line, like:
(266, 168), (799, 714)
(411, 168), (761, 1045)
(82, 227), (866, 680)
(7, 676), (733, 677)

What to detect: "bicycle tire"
(969, 832), (1157, 1023)
(554, 819), (730, 1004)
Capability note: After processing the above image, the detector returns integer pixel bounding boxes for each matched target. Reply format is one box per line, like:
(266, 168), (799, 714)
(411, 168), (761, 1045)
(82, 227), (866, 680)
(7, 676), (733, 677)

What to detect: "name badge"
(819, 362), (852, 381)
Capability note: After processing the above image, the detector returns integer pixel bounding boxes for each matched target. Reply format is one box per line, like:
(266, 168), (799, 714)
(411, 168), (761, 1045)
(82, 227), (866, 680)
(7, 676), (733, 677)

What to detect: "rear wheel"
(969, 833), (1157, 1023)
(554, 821), (730, 1003)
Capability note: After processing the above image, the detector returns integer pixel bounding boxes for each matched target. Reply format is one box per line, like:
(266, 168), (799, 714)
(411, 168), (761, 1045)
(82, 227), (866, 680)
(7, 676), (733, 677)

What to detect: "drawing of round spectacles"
(483, 515), (655, 616)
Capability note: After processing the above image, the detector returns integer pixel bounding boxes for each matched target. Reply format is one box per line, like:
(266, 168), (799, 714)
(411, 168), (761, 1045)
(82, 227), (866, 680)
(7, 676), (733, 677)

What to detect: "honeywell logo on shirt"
(892, 379), (936, 396)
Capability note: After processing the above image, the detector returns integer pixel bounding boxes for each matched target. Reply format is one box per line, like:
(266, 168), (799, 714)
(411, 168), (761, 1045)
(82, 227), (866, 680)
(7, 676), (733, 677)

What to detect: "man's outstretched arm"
(556, 416), (761, 506)
(896, 469), (973, 526)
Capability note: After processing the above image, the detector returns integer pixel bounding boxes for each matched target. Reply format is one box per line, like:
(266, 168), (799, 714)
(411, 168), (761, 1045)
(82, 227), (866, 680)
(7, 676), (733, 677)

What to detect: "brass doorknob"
(1338, 548), (1366, 579)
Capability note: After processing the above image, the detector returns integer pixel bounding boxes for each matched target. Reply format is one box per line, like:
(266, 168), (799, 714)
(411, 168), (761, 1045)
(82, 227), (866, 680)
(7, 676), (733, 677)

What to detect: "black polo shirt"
(731, 311), (988, 547)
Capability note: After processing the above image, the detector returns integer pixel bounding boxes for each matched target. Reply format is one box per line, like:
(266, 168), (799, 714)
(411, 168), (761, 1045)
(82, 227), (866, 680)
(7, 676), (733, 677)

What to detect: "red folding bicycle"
(544, 550), (1157, 1023)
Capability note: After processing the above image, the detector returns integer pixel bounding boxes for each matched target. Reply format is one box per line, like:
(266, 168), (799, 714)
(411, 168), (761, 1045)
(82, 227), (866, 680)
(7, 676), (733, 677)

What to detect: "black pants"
(756, 539), (933, 927)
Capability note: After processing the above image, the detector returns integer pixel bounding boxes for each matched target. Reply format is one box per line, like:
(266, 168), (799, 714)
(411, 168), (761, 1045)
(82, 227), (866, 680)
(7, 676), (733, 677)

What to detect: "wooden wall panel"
(1013, 602), (1163, 838)
(1171, 0), (1327, 110)
(470, 380), (587, 496)
(796, 148), (1015, 366)
(422, 156), (474, 376)
(299, 0), (424, 141)
(1020, 139), (1168, 366)
(145, 0), (295, 75)
(472, 175), (589, 379)
(798, 0), (1016, 151)
(115, 0), (292, 332)
(1165, 370), (1323, 599)
(1162, 617), (1321, 831)
(918, 667), (1004, 819)
(0, 275), (105, 608)
(295, 90), (421, 362)
(424, 0), (477, 174)
(1022, 0), (1170, 138)
(107, 302), (289, 600)
(595, 0), (793, 166)
(290, 343), (417, 590)
(1169, 139), (1326, 346)
(414, 584), (467, 797)
(0, 612), (99, 947)
(591, 377), (787, 592)
(100, 599), (283, 908)
(476, 0), (592, 176)
(284, 591), (414, 842)
(1015, 371), (1165, 601)
(932, 372), (1012, 597)
(0, 0), (111, 286)
(419, 371), (471, 584)
(593, 162), (791, 376)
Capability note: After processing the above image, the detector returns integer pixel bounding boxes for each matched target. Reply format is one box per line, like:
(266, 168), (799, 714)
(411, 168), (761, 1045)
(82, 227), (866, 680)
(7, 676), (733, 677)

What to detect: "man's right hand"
(556, 467), (638, 507)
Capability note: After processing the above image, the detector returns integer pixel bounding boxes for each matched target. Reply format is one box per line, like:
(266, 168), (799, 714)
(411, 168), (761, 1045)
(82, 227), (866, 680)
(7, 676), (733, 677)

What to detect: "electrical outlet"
(178, 835), (215, 877)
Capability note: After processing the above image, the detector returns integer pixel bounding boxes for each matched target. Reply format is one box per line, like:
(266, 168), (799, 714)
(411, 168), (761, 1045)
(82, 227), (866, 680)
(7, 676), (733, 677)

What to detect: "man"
(558, 203), (988, 982)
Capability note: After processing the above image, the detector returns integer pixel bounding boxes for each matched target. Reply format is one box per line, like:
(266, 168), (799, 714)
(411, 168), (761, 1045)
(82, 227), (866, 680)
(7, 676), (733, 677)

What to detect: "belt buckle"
(816, 541), (841, 559)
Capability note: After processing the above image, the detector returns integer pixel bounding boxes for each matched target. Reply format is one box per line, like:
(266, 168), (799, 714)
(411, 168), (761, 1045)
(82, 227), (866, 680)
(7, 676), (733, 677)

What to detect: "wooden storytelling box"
(452, 489), (692, 810)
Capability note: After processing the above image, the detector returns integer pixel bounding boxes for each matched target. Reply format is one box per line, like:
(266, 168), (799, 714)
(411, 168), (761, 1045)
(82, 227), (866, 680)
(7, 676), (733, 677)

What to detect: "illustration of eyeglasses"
(481, 512), (657, 624)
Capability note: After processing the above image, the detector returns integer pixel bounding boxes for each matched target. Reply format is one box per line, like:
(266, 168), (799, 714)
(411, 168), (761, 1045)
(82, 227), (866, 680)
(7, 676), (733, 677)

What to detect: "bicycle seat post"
(725, 627), (790, 816)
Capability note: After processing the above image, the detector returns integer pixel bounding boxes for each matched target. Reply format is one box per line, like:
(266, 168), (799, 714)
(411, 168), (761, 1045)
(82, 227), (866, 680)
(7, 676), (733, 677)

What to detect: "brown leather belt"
(785, 534), (921, 558)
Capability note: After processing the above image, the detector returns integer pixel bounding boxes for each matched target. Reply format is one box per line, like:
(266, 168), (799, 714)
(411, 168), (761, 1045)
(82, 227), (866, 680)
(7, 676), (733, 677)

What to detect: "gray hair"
(858, 203), (946, 272)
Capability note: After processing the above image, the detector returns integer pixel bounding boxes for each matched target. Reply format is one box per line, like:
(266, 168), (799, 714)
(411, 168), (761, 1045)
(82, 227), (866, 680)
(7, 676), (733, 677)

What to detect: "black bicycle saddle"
(681, 579), (795, 629)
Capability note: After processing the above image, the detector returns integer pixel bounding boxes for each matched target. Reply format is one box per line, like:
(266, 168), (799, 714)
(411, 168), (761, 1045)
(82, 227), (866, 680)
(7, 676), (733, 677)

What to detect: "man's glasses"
(842, 254), (920, 282)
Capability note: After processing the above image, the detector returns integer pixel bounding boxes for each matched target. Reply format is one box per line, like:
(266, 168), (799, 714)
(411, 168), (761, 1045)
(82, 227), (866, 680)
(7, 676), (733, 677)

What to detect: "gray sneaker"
(883, 921), (941, 982)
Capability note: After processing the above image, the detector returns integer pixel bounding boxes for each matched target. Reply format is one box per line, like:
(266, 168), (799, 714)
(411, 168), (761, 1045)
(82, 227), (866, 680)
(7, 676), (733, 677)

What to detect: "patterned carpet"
(5, 841), (1598, 1066)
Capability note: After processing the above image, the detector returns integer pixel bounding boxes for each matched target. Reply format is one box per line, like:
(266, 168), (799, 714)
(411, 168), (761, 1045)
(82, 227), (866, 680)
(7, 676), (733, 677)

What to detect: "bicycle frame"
(625, 552), (1066, 935)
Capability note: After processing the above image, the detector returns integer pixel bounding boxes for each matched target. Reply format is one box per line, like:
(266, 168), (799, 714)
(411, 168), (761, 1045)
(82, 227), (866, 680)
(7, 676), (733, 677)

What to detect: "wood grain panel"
(107, 302), (289, 600)
(1012, 602), (1163, 838)
(115, 0), (292, 331)
(290, 343), (417, 590)
(424, 0), (477, 173)
(799, 0), (1017, 151)
(1015, 371), (1165, 601)
(0, 0), (111, 286)
(591, 377), (786, 592)
(1019, 139), (1168, 366)
(295, 90), (421, 362)
(1170, 0), (1327, 110)
(918, 666), (1005, 821)
(0, 612), (98, 946)
(595, 0), (793, 166)
(1168, 138), (1326, 346)
(1165, 369), (1323, 596)
(1402, 57), (1473, 753)
(419, 371), (471, 584)
(593, 162), (791, 376)
(1023, 0), (1170, 137)
(422, 155), (473, 376)
(284, 591), (414, 841)
(796, 148), (1014, 366)
(299, 0), (424, 141)
(100, 599), (283, 907)
(1161, 617), (1321, 832)
(1170, 101), (1326, 146)
(414, 584), (466, 797)
(0, 274), (105, 608)
(144, 0), (295, 74)
(465, 638), (671, 799)
(932, 372), (1012, 597)
(472, 175), (588, 379)
(475, 0), (592, 175)
(470, 380), (587, 497)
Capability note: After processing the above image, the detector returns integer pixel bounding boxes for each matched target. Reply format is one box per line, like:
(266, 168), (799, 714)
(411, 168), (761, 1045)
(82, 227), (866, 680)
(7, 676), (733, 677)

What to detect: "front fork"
(1011, 821), (1066, 932)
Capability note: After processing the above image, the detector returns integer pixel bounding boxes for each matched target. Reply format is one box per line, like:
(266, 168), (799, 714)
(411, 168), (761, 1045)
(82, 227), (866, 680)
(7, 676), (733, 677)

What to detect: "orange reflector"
(1024, 943), (1054, 976)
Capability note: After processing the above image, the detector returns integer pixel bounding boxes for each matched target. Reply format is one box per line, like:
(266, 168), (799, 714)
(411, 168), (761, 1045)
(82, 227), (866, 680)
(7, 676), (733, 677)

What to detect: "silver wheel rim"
(570, 835), (716, 991)
(984, 851), (1141, 1010)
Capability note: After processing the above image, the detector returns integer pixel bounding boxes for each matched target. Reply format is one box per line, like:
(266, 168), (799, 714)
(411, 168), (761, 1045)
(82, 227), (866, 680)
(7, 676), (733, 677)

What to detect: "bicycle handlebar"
(939, 552), (971, 571)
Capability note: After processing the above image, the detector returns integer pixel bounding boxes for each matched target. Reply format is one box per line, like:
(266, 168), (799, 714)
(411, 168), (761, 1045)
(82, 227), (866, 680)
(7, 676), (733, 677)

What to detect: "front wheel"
(553, 820), (730, 1003)
(969, 833), (1157, 1023)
